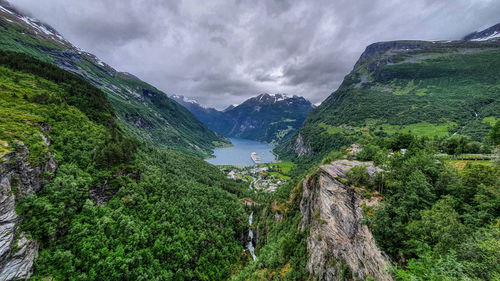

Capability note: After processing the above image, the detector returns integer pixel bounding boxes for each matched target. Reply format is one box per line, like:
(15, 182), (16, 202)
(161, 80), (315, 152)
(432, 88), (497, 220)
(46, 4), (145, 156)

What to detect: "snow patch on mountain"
(470, 31), (500, 41)
(0, 5), (13, 14)
(463, 23), (500, 42)
(171, 95), (205, 108)
(0, 2), (69, 45)
(255, 93), (300, 104)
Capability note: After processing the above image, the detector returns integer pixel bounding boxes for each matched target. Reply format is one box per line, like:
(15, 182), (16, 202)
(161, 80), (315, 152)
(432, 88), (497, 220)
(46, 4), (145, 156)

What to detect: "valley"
(0, 1), (499, 281)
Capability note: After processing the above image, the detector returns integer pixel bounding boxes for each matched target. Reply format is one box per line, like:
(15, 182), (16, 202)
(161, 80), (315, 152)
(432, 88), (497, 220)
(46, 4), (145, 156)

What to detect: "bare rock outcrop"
(0, 142), (57, 281)
(300, 160), (391, 281)
(293, 133), (312, 157)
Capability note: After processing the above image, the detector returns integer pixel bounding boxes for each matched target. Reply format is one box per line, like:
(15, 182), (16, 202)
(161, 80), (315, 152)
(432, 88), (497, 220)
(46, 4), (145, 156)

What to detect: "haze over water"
(206, 138), (276, 166)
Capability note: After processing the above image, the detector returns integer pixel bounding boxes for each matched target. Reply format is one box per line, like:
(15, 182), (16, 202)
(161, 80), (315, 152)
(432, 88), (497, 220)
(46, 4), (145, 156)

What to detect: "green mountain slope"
(0, 50), (250, 280)
(0, 2), (228, 157)
(277, 39), (500, 159)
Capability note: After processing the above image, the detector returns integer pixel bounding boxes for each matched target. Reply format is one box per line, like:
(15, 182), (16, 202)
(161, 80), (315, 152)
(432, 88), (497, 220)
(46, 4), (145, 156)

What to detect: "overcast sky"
(11, 0), (500, 109)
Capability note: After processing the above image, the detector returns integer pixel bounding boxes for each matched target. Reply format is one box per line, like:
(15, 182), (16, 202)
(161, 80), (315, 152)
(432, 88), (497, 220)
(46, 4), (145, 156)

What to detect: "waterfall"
(247, 212), (257, 261)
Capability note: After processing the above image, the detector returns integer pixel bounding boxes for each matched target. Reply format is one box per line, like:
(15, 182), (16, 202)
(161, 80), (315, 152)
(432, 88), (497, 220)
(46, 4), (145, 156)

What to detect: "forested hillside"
(0, 51), (252, 280)
(0, 2), (228, 158)
(277, 39), (500, 160)
(1, 1), (499, 280)
(237, 132), (499, 280)
(242, 25), (500, 281)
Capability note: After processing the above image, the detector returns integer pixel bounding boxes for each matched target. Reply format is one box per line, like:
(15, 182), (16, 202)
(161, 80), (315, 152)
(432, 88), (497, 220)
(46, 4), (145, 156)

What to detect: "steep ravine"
(300, 160), (391, 281)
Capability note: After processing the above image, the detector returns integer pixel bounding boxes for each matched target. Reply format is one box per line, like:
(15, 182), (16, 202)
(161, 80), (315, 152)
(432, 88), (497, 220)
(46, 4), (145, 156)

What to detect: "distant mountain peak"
(464, 23), (500, 41)
(173, 93), (314, 143)
(171, 94), (199, 105)
(251, 93), (304, 105)
(223, 104), (238, 112)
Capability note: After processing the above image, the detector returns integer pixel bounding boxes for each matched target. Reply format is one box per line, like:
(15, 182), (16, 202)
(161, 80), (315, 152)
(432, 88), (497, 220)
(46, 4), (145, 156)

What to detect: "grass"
(260, 161), (295, 174)
(269, 172), (291, 181)
(447, 160), (493, 171)
(320, 121), (456, 138)
(0, 67), (58, 163)
(258, 162), (295, 181)
(319, 123), (345, 134)
(377, 122), (457, 138)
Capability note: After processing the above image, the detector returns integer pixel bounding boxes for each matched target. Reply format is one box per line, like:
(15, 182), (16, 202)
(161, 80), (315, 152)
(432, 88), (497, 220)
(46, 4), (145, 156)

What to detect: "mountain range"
(277, 26), (500, 159)
(0, 0), (228, 157)
(0, 1), (499, 280)
(172, 93), (314, 144)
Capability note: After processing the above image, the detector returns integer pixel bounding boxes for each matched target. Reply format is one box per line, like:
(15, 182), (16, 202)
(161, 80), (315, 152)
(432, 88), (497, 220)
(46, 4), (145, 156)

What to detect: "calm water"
(206, 137), (276, 166)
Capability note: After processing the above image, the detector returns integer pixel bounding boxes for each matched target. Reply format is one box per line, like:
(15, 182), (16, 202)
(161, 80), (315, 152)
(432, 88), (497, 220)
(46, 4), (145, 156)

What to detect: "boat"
(251, 152), (261, 164)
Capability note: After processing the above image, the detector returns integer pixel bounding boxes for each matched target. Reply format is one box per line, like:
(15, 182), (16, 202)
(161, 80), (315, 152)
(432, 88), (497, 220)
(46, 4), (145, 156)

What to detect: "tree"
(347, 165), (370, 187)
(490, 121), (500, 146)
(406, 196), (466, 255)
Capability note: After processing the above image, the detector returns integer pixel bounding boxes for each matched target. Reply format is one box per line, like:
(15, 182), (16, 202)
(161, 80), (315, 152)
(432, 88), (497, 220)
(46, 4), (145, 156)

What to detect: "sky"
(11, 0), (500, 109)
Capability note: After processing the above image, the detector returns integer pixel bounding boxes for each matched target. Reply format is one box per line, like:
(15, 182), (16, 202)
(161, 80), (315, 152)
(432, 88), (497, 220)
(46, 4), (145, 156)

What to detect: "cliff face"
(0, 142), (57, 281)
(293, 133), (312, 157)
(300, 160), (391, 281)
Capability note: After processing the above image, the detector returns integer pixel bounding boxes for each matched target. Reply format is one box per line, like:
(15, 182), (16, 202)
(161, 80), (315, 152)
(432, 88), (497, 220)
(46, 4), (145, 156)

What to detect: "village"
(220, 162), (293, 192)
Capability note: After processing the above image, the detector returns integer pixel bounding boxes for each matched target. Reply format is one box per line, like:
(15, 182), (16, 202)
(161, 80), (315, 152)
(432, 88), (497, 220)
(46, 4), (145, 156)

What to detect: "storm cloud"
(11, 0), (500, 108)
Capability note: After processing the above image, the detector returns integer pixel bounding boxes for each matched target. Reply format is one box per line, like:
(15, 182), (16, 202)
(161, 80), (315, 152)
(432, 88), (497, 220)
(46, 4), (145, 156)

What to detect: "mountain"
(277, 24), (500, 159)
(0, 1), (228, 157)
(463, 23), (500, 41)
(237, 24), (500, 281)
(0, 45), (250, 281)
(170, 94), (233, 139)
(173, 93), (315, 144)
(223, 104), (238, 112)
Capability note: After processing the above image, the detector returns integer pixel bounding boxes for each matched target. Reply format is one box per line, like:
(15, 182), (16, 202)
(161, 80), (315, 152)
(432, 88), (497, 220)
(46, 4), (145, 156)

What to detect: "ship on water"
(251, 152), (261, 164)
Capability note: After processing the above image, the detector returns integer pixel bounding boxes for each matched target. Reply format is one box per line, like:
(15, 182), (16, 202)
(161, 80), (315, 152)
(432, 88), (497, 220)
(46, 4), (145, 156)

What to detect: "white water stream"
(247, 212), (257, 261)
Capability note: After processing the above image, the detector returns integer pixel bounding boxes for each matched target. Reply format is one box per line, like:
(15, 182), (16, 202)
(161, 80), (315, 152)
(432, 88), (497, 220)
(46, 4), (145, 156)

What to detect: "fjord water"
(206, 137), (276, 166)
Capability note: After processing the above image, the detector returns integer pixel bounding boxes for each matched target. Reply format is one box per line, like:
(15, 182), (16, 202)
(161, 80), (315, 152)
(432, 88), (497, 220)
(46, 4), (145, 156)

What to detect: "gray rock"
(0, 234), (39, 281)
(294, 133), (312, 157)
(0, 143), (57, 281)
(300, 160), (391, 281)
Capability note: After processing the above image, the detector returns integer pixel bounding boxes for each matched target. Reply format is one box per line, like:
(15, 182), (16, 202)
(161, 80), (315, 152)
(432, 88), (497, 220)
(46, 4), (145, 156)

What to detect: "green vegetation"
(279, 43), (500, 159)
(376, 122), (457, 138)
(362, 136), (500, 280)
(0, 18), (228, 158)
(250, 125), (499, 280)
(259, 162), (295, 175)
(1, 51), (251, 280)
(22, 148), (249, 280)
(232, 181), (310, 280)
(258, 162), (295, 181)
(2, 13), (500, 281)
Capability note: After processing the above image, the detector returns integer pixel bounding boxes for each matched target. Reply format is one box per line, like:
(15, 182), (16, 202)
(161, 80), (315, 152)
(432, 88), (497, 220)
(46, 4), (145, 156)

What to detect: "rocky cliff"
(0, 140), (57, 281)
(300, 160), (391, 281)
(293, 133), (312, 157)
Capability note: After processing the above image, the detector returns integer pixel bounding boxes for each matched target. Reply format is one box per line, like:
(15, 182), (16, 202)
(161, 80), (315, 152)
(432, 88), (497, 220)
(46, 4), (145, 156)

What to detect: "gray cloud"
(11, 0), (500, 109)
